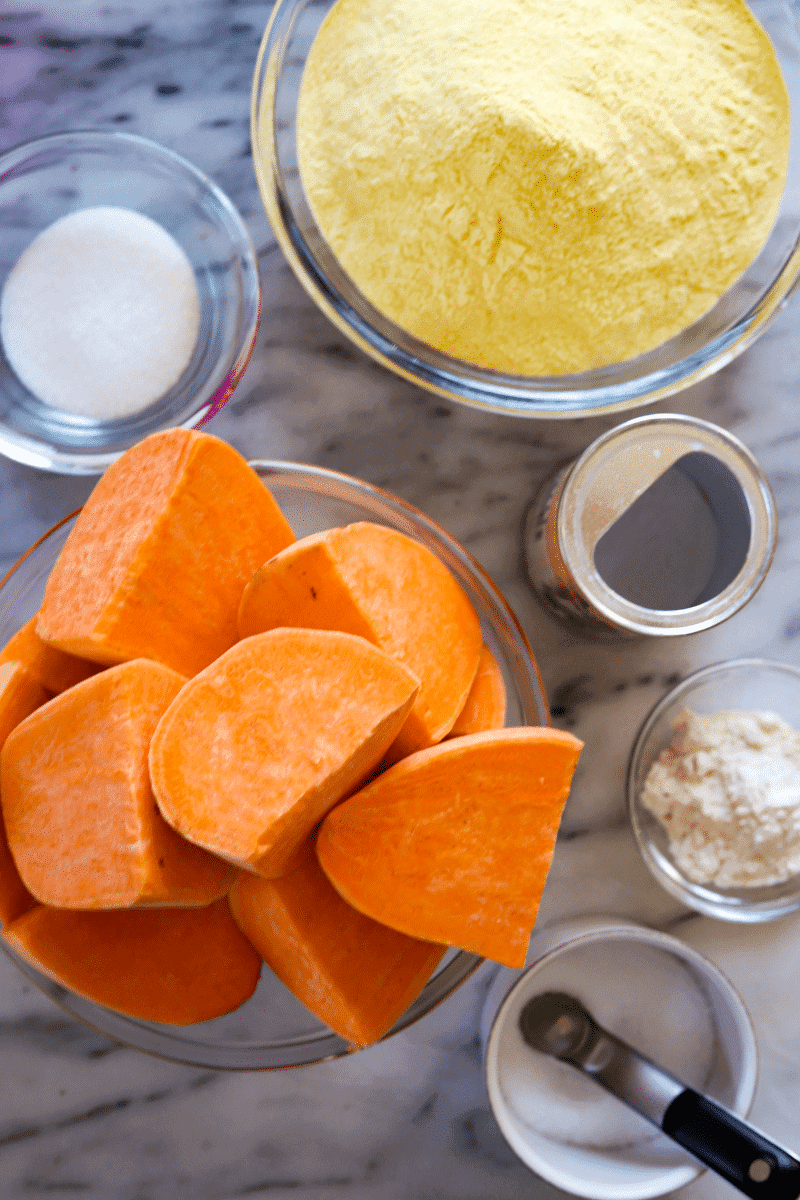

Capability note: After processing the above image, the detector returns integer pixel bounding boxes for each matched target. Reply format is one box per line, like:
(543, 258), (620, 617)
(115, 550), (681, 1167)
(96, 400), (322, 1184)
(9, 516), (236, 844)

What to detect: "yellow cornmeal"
(296, 0), (790, 376)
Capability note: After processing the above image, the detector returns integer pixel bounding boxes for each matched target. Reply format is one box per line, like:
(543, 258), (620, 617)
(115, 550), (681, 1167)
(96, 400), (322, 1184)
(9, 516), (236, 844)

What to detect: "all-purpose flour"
(641, 708), (800, 888)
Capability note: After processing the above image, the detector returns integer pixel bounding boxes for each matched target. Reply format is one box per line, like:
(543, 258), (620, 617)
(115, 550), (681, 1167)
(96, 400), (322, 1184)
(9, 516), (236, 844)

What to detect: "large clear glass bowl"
(628, 659), (800, 923)
(0, 131), (261, 474)
(0, 460), (549, 1069)
(251, 0), (800, 419)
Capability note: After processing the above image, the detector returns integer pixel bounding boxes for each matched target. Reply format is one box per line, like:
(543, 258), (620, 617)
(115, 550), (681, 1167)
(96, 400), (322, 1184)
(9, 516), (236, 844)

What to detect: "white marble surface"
(2, 3), (800, 1197)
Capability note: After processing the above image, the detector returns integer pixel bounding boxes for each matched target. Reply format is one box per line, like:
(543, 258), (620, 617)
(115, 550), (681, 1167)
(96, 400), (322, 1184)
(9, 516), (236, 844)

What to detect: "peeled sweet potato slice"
(1, 659), (236, 910)
(238, 522), (482, 759)
(2, 900), (261, 1024)
(0, 661), (47, 926)
(0, 810), (34, 929)
(229, 854), (445, 1047)
(317, 727), (583, 968)
(149, 628), (420, 879)
(0, 660), (48, 749)
(0, 616), (102, 694)
(37, 428), (295, 677)
(448, 643), (506, 737)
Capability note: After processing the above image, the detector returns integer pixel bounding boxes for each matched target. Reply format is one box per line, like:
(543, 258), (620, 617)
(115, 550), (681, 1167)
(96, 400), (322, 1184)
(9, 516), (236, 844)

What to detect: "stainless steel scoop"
(519, 991), (800, 1200)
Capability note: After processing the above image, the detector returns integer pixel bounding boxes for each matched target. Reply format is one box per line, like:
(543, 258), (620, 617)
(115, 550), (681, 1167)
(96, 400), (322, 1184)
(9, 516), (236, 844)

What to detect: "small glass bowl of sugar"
(0, 131), (260, 475)
(628, 659), (800, 923)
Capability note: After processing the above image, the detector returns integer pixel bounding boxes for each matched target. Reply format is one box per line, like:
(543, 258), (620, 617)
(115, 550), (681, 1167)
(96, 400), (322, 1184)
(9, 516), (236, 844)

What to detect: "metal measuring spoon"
(519, 991), (800, 1200)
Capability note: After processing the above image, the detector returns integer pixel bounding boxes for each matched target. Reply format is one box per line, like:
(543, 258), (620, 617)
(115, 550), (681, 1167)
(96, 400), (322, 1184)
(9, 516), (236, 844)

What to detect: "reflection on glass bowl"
(0, 460), (549, 1069)
(251, 0), (800, 419)
(0, 131), (260, 475)
(628, 659), (800, 924)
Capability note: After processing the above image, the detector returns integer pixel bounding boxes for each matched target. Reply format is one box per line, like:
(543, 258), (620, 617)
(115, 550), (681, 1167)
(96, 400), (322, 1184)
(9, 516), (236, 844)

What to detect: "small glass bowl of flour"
(0, 131), (260, 474)
(628, 659), (800, 922)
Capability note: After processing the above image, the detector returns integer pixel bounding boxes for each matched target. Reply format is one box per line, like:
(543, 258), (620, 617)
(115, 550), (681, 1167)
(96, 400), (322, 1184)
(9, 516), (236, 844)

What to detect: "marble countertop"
(2, 3), (800, 1197)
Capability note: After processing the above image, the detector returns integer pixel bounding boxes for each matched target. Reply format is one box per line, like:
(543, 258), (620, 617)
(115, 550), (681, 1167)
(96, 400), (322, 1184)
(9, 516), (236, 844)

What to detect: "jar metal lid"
(527, 413), (777, 638)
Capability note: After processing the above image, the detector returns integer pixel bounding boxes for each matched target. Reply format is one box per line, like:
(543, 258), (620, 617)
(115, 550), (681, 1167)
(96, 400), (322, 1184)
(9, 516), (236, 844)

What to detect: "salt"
(496, 940), (716, 1149)
(0, 206), (201, 420)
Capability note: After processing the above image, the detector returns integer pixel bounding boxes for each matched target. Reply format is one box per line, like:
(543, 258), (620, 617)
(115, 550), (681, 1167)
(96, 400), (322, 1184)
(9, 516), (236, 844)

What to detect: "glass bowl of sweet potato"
(0, 454), (549, 1069)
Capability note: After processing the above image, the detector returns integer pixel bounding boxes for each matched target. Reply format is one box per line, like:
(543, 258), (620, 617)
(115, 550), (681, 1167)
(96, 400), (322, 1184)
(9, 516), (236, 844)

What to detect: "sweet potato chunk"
(1, 660), (236, 909)
(37, 428), (295, 676)
(229, 855), (445, 1047)
(2, 900), (261, 1024)
(317, 728), (583, 968)
(448, 644), (506, 737)
(0, 661), (47, 926)
(0, 660), (48, 749)
(0, 812), (34, 929)
(238, 522), (482, 758)
(149, 628), (420, 878)
(0, 616), (101, 694)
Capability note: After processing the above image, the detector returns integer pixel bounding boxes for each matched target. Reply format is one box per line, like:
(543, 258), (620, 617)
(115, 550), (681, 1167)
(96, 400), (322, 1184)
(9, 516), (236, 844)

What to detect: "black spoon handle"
(663, 1090), (800, 1200)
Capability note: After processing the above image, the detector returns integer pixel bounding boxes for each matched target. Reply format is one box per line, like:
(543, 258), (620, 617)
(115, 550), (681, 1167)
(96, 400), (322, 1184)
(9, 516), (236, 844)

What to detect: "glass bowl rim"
(0, 129), (261, 475)
(0, 457), (550, 1068)
(626, 657), (800, 922)
(250, 0), (800, 419)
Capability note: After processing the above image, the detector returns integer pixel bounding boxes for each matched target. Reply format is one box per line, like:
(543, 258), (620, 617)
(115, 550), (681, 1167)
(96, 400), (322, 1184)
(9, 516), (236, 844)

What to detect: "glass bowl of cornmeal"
(0, 131), (260, 474)
(0, 458), (549, 1069)
(252, 0), (800, 418)
(628, 659), (800, 923)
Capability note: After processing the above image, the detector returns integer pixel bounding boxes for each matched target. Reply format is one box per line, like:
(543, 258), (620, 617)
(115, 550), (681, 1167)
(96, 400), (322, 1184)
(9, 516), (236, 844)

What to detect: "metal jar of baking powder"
(523, 414), (777, 640)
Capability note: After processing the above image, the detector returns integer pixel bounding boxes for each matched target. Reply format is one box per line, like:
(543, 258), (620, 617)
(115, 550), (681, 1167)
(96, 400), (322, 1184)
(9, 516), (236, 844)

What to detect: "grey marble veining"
(2, 3), (800, 1197)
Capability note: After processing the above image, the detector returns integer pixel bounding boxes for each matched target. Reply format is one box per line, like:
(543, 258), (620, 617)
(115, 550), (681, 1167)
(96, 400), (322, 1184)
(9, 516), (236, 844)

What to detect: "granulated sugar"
(1, 206), (200, 420)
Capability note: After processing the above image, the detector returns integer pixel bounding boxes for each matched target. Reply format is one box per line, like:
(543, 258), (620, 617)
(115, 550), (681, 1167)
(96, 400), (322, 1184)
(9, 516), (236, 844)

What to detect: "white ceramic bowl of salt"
(0, 131), (260, 474)
(482, 916), (757, 1200)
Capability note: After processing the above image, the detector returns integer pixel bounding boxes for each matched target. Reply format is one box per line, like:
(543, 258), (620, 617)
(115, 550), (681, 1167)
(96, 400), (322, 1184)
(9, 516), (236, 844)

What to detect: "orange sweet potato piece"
(317, 727), (583, 968)
(448, 644), (506, 737)
(0, 616), (102, 694)
(37, 428), (295, 676)
(2, 899), (261, 1024)
(238, 522), (482, 759)
(0, 660), (48, 748)
(0, 811), (34, 929)
(0, 660), (47, 926)
(149, 628), (420, 879)
(229, 854), (445, 1047)
(1, 660), (236, 910)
